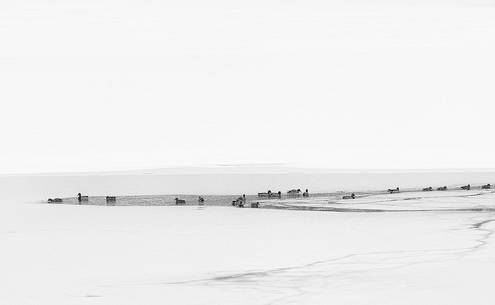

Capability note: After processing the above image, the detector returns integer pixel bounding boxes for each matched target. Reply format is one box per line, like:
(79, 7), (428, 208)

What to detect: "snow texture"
(1, 190), (495, 304)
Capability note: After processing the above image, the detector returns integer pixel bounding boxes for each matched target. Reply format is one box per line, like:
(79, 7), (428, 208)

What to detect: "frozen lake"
(1, 189), (494, 304)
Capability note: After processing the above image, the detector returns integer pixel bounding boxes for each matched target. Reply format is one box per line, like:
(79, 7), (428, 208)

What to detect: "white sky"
(1, 0), (495, 174)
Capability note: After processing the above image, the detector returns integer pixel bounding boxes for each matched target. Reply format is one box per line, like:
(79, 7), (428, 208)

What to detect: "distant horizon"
(4, 165), (495, 177)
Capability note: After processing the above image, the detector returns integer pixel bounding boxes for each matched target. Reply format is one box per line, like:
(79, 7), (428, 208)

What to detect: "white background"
(1, 0), (495, 173)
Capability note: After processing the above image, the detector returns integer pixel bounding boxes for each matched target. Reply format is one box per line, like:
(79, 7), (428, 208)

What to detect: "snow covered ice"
(1, 189), (495, 305)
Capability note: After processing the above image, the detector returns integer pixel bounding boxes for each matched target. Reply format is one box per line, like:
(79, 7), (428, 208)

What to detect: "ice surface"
(1, 191), (494, 304)
(260, 190), (495, 212)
